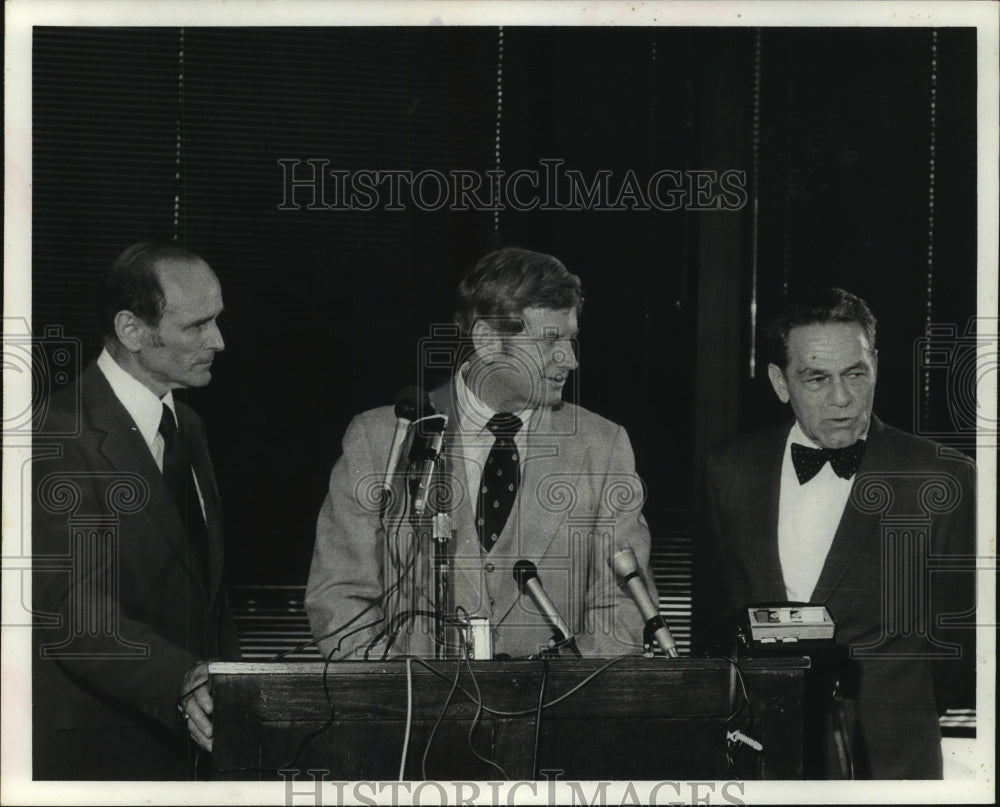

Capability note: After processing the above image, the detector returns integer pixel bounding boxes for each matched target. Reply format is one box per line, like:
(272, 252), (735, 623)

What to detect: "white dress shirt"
(777, 422), (862, 602)
(453, 367), (532, 513)
(96, 348), (205, 514)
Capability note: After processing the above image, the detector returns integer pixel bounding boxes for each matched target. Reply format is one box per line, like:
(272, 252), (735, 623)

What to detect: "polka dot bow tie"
(790, 440), (866, 484)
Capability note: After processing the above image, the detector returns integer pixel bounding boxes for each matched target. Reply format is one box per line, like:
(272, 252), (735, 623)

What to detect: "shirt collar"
(454, 364), (532, 439)
(96, 348), (175, 446)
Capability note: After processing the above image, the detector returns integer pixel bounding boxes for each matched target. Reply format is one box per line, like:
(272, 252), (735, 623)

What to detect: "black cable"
(330, 618), (387, 660)
(279, 611), (415, 769)
(420, 648), (463, 780)
(717, 654), (762, 779)
(832, 681), (855, 779)
(275, 592), (384, 661)
(387, 498), (415, 638)
(718, 654), (755, 724)
(400, 652), (633, 717)
(381, 481), (417, 658)
(270, 563), (396, 661)
(280, 649), (342, 771)
(459, 626), (510, 780)
(215, 459), (430, 772)
(273, 495), (423, 663)
(383, 607), (439, 659)
(280, 611), (404, 769)
(531, 654), (549, 779)
(361, 608), (436, 661)
(531, 654), (632, 711)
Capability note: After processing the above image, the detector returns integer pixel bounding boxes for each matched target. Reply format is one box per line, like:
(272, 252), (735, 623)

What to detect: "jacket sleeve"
(931, 453), (977, 715)
(698, 449), (737, 654)
(305, 414), (389, 660)
(32, 441), (202, 732)
(578, 424), (659, 657)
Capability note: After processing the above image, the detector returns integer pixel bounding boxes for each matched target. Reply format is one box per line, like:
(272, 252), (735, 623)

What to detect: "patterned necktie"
(477, 413), (524, 553)
(158, 404), (209, 575)
(790, 440), (866, 484)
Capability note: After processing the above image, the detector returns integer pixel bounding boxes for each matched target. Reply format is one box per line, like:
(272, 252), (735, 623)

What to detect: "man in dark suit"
(705, 288), (976, 779)
(32, 242), (240, 780)
(306, 247), (659, 660)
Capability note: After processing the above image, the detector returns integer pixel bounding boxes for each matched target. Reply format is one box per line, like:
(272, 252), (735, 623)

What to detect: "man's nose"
(828, 375), (851, 406)
(205, 322), (225, 352)
(553, 339), (578, 371)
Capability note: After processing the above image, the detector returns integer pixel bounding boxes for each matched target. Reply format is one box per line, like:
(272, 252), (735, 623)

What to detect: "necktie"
(791, 440), (866, 484)
(477, 413), (523, 553)
(158, 404), (209, 576)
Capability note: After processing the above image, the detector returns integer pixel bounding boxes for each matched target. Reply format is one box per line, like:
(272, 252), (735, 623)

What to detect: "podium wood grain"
(209, 657), (807, 780)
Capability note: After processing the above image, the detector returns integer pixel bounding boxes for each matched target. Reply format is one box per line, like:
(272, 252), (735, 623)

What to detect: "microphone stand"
(430, 440), (453, 660)
(540, 633), (581, 658)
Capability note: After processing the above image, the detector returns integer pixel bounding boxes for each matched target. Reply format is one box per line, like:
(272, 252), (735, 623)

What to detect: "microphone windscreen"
(395, 386), (429, 420)
(512, 559), (538, 590)
(609, 546), (639, 579)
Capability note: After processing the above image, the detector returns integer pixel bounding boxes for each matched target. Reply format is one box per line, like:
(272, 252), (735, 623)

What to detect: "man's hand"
(177, 662), (213, 752)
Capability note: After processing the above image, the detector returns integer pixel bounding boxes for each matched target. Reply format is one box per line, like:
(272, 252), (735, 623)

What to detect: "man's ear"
(470, 319), (501, 363)
(114, 310), (147, 353)
(767, 363), (790, 404)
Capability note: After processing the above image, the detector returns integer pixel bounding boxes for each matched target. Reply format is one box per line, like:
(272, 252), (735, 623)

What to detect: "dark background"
(31, 27), (978, 647)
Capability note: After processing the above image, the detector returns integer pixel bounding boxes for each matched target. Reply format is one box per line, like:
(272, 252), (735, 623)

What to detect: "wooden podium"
(209, 657), (808, 781)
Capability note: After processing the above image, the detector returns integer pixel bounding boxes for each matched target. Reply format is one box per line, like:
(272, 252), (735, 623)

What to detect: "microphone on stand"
(411, 413), (448, 516)
(381, 386), (427, 517)
(609, 546), (679, 658)
(513, 560), (582, 657)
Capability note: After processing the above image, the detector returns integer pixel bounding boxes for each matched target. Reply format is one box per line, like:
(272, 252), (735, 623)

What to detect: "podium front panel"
(209, 657), (807, 780)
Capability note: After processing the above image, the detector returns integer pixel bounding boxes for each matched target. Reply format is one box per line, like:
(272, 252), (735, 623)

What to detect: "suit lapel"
(745, 425), (789, 601)
(179, 405), (223, 600)
(429, 383), (483, 602)
(82, 365), (209, 597)
(513, 404), (579, 561)
(811, 417), (887, 603)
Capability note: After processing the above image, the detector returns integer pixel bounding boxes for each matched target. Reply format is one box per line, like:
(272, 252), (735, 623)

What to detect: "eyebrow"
(796, 360), (868, 377)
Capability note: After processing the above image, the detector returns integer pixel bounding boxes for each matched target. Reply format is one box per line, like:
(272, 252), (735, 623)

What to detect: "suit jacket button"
(489, 597), (496, 608)
(485, 562), (495, 573)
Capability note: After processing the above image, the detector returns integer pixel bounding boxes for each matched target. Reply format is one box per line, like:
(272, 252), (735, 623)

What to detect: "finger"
(181, 663), (210, 697)
(193, 686), (213, 715)
(185, 709), (213, 745)
(185, 704), (213, 740)
(186, 718), (213, 753)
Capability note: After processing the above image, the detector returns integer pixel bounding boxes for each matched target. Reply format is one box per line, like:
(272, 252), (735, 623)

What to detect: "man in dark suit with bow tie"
(32, 242), (240, 779)
(705, 288), (976, 779)
(306, 247), (658, 661)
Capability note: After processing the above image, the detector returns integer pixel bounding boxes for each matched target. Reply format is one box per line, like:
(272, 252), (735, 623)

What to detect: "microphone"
(513, 560), (582, 657)
(381, 387), (427, 515)
(609, 546), (678, 658)
(411, 413), (448, 515)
